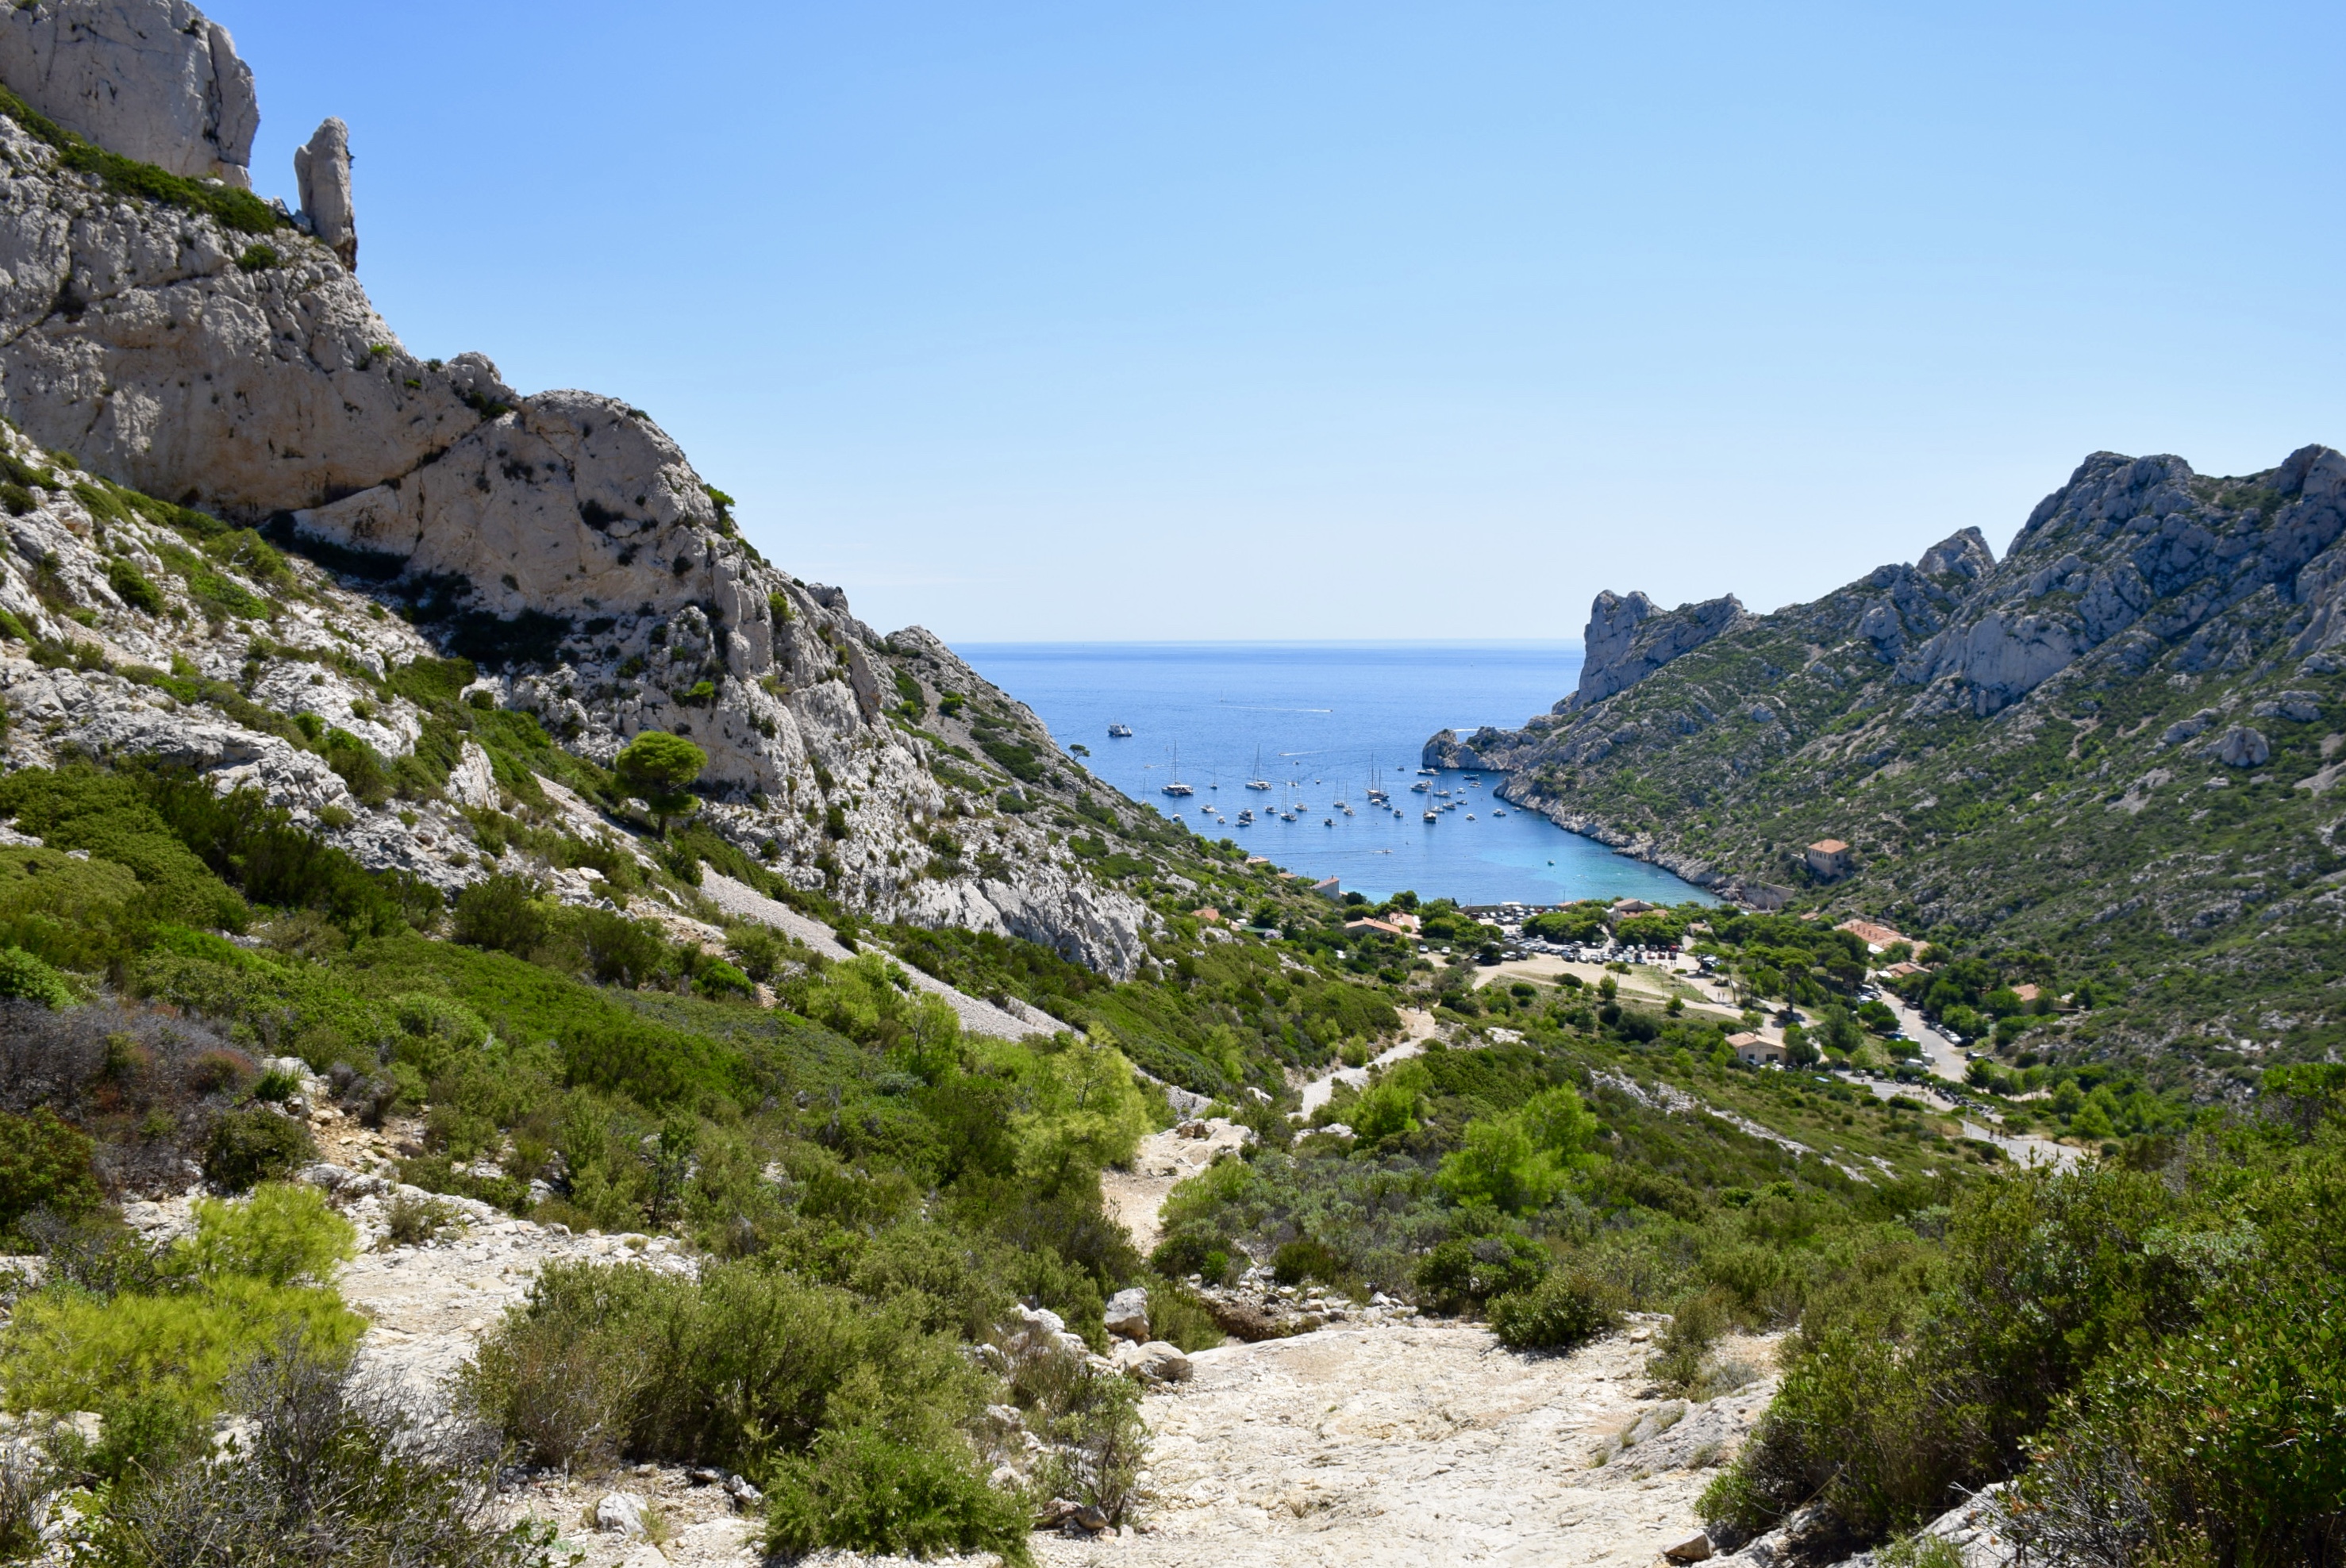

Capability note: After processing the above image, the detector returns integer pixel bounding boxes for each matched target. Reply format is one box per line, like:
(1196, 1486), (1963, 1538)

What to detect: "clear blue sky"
(219, 2), (2344, 642)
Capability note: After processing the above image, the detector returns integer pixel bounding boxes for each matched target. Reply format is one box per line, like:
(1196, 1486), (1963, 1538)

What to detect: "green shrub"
(2, 1201), (361, 1443)
(0, 1107), (102, 1245)
(763, 1423), (1031, 1565)
(1271, 1236), (1347, 1287)
(1646, 1286), (1733, 1390)
(174, 1185), (356, 1288)
(695, 959), (753, 1000)
(1029, 1373), (1150, 1531)
(234, 242), (281, 272)
(0, 766), (248, 930)
(202, 1109), (316, 1192)
(451, 873), (552, 956)
(467, 1259), (985, 1482)
(1414, 1233), (1548, 1314)
(1489, 1269), (1618, 1351)
(106, 558), (164, 613)
(78, 1342), (543, 1568)
(1143, 1278), (1227, 1352)
(141, 771), (425, 937)
(567, 906), (670, 988)
(319, 729), (392, 806)
(0, 943), (73, 1007)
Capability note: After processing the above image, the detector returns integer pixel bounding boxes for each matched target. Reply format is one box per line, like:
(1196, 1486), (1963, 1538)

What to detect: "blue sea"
(957, 641), (1714, 909)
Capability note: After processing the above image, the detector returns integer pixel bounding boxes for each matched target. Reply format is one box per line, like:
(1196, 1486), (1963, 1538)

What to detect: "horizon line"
(954, 636), (1587, 650)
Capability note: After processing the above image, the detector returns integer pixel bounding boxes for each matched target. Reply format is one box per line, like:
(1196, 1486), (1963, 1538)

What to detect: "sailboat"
(1160, 744), (1194, 797)
(1244, 746), (1272, 791)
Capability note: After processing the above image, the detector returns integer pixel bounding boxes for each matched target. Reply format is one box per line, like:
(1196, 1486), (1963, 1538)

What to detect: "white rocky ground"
(1099, 1119), (1256, 1259)
(221, 1021), (1775, 1568)
(1029, 1319), (1777, 1568)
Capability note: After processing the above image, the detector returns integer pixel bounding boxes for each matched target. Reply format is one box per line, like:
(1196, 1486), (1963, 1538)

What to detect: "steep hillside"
(0, 29), (1190, 976)
(1429, 446), (2346, 1083)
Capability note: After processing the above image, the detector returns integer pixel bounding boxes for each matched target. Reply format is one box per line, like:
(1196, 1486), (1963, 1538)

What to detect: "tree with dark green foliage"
(614, 731), (706, 830)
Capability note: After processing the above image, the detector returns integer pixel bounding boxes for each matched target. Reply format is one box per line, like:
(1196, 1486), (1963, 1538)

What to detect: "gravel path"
(1033, 1319), (1772, 1567)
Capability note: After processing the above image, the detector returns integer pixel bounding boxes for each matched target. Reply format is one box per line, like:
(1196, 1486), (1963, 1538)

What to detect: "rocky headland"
(1428, 447), (2346, 1071)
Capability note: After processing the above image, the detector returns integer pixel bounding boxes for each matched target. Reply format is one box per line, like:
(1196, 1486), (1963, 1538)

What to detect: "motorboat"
(1324, 818), (1334, 827)
(1465, 813), (1476, 821)
(1108, 723), (1133, 738)
(1237, 809), (1254, 824)
(1493, 808), (1506, 817)
(1422, 807), (1438, 823)
(1410, 780), (1430, 793)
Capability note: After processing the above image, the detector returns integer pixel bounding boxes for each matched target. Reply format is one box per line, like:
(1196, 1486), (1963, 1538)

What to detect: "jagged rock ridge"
(0, 0), (1157, 975)
(1425, 446), (2346, 1070)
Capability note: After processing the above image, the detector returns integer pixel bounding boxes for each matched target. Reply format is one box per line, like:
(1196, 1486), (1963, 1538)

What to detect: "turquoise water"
(958, 641), (1714, 909)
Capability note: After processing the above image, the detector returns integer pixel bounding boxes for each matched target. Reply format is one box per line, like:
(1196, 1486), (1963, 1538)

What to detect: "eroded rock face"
(0, 94), (1154, 974)
(1571, 590), (1746, 709)
(0, 0), (257, 183)
(1886, 446), (2346, 713)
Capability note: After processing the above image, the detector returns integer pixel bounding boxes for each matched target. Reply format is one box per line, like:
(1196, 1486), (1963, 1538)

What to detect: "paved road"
(1881, 990), (1971, 1084)
(1828, 1070), (2078, 1170)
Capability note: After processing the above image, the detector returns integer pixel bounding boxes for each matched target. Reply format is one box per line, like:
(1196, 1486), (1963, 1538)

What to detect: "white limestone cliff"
(0, 3), (1156, 975)
(0, 0), (256, 183)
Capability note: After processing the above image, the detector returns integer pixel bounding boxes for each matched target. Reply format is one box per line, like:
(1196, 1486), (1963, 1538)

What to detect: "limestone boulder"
(293, 116), (356, 269)
(593, 1492), (648, 1538)
(1102, 1286), (1151, 1343)
(2212, 725), (2271, 768)
(0, 0), (257, 183)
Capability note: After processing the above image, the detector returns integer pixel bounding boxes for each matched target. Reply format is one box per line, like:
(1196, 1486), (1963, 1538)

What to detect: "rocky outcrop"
(293, 115), (355, 268)
(0, 0), (256, 183)
(1571, 590), (1746, 709)
(1902, 447), (2346, 715)
(0, 41), (1163, 975)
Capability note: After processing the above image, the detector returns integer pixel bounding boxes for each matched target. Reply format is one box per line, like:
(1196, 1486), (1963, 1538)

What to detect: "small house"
(1344, 917), (1408, 940)
(1310, 877), (1342, 902)
(1834, 918), (1909, 952)
(1728, 1031), (1785, 1066)
(1806, 840), (1852, 879)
